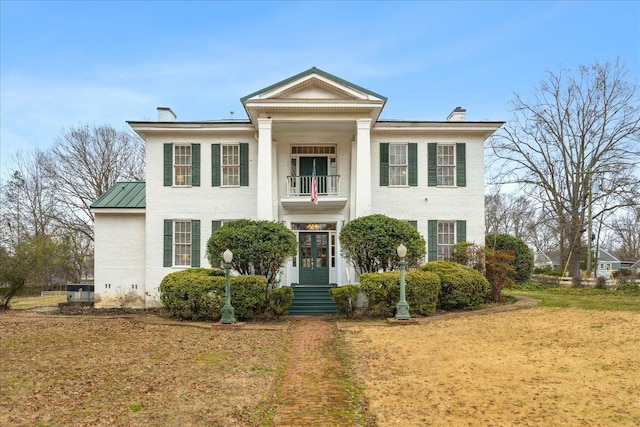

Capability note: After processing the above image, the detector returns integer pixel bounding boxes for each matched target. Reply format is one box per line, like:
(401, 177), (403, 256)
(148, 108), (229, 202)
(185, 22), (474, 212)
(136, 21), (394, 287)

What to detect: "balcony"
(282, 175), (347, 210)
(287, 175), (341, 196)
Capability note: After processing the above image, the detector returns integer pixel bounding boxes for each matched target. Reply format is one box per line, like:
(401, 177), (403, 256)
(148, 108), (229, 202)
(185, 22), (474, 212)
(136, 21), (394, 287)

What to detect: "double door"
(298, 232), (329, 285)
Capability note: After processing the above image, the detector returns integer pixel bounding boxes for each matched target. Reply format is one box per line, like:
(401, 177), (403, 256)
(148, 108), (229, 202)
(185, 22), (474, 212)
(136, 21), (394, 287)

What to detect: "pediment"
(241, 67), (387, 124)
(242, 67), (386, 104)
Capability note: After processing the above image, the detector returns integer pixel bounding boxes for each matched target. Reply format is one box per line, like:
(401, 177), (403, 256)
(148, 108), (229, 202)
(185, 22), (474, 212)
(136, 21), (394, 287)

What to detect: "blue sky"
(1, 1), (638, 178)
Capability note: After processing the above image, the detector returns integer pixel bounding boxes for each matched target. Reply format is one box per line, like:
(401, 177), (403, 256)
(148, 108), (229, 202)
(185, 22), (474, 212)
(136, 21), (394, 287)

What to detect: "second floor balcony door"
(300, 157), (327, 194)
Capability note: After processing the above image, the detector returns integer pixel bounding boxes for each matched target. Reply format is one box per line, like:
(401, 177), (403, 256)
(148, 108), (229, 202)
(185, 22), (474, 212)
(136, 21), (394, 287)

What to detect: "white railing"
(287, 175), (340, 196)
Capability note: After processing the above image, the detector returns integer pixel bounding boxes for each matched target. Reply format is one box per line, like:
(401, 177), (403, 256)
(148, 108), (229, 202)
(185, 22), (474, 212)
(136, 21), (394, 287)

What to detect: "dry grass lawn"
(342, 307), (640, 426)
(0, 311), (290, 427)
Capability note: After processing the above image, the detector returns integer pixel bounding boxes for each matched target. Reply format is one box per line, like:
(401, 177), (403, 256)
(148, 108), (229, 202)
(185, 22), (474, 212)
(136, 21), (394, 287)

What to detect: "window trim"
(437, 144), (455, 187)
(173, 144), (193, 187)
(221, 144), (240, 187)
(388, 143), (408, 187)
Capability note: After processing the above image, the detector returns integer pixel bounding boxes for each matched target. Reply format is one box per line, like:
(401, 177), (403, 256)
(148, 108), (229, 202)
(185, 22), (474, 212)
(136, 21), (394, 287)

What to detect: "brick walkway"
(273, 317), (356, 426)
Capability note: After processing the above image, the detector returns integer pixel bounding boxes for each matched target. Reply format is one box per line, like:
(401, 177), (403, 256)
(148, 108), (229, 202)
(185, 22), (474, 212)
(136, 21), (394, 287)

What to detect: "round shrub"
(159, 268), (267, 321)
(329, 285), (361, 318)
(421, 261), (489, 310)
(267, 286), (294, 319)
(486, 234), (534, 283)
(359, 270), (441, 317)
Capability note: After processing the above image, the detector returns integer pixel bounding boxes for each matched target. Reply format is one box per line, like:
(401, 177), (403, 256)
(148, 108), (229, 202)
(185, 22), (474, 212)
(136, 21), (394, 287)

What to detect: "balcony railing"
(286, 175), (340, 196)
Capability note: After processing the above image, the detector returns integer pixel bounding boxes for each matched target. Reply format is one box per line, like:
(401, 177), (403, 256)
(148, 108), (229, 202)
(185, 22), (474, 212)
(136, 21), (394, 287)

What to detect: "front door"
(300, 157), (327, 194)
(299, 232), (329, 285)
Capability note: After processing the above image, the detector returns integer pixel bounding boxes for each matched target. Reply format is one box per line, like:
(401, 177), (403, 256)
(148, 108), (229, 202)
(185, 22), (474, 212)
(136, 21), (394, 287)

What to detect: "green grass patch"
(507, 288), (640, 312)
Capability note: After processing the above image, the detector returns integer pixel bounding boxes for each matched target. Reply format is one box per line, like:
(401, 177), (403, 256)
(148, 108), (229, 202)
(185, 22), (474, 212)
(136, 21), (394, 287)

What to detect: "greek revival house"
(91, 67), (503, 308)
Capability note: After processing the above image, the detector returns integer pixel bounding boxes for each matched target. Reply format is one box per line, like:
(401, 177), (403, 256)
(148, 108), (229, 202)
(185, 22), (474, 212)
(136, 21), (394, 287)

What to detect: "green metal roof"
(91, 182), (145, 209)
(240, 66), (387, 103)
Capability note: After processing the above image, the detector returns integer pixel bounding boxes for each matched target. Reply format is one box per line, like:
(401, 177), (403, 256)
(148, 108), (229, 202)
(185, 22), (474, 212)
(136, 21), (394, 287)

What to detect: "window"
(428, 143), (465, 187)
(380, 143), (417, 187)
(212, 143), (248, 187)
(437, 221), (456, 260)
(164, 143), (200, 187)
(222, 145), (240, 186)
(437, 145), (455, 186)
(428, 220), (466, 262)
(163, 220), (200, 267)
(389, 144), (408, 186)
(174, 145), (192, 186)
(174, 220), (192, 266)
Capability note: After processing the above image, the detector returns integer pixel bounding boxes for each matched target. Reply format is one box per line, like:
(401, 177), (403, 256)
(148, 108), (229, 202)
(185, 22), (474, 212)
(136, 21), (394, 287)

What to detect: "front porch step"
(289, 285), (338, 315)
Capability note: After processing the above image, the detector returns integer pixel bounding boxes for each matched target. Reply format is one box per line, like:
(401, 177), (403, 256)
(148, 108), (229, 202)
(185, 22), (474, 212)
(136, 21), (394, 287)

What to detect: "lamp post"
(220, 249), (236, 324)
(395, 244), (411, 321)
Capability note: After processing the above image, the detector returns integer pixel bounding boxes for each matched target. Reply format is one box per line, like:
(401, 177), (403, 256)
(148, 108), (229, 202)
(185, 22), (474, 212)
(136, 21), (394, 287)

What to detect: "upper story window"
(389, 144), (408, 186)
(379, 143), (417, 187)
(437, 145), (455, 186)
(164, 143), (200, 187)
(222, 145), (240, 186)
(174, 145), (192, 186)
(428, 143), (466, 187)
(212, 143), (249, 187)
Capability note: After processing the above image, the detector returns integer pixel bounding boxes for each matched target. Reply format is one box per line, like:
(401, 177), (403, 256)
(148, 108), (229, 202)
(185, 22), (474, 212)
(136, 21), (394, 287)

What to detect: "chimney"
(447, 106), (466, 121)
(157, 107), (177, 122)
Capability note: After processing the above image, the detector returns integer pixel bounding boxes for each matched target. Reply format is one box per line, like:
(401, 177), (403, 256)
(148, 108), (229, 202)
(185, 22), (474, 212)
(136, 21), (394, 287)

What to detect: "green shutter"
(163, 220), (173, 267)
(211, 144), (221, 187)
(456, 220), (466, 243)
(456, 143), (466, 187)
(380, 143), (389, 186)
(428, 220), (437, 262)
(240, 143), (249, 186)
(408, 220), (418, 229)
(428, 143), (437, 186)
(164, 144), (173, 187)
(408, 143), (418, 186)
(192, 144), (200, 187)
(191, 220), (200, 267)
(211, 220), (222, 234)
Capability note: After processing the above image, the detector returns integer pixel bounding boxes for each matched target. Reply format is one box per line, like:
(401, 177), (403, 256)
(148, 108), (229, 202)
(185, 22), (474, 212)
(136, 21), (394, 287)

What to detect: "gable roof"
(241, 67), (387, 124)
(91, 182), (145, 209)
(240, 67), (387, 103)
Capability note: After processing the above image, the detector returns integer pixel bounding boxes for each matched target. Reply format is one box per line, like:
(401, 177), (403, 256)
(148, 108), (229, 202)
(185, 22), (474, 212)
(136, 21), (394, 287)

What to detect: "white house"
(91, 67), (504, 308)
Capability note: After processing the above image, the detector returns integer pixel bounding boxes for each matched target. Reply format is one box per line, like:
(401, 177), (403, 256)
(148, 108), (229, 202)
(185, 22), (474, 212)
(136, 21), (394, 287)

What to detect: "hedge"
(359, 270), (441, 317)
(329, 285), (361, 318)
(159, 268), (268, 321)
(421, 261), (489, 310)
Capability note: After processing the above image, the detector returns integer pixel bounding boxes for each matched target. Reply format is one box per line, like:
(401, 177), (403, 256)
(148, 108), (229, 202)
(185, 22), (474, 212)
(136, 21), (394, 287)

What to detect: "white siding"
(94, 213), (146, 307)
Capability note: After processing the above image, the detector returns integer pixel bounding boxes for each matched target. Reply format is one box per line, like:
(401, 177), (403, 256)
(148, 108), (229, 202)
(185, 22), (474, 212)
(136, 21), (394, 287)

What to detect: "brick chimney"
(157, 107), (177, 122)
(447, 106), (466, 121)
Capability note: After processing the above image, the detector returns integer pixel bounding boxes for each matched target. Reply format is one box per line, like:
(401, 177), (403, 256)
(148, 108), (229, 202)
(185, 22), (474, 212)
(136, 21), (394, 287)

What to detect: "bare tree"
(485, 190), (540, 245)
(489, 59), (640, 277)
(1, 150), (60, 243)
(45, 124), (145, 240)
(607, 207), (640, 262)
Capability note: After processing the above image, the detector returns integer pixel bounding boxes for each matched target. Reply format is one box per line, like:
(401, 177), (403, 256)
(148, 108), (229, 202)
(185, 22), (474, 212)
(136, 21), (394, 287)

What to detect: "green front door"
(300, 157), (327, 194)
(299, 232), (329, 285)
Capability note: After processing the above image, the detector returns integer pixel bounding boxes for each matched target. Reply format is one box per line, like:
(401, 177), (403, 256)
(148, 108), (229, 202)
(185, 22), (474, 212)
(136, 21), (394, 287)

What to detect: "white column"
(355, 118), (372, 217)
(257, 118), (274, 220)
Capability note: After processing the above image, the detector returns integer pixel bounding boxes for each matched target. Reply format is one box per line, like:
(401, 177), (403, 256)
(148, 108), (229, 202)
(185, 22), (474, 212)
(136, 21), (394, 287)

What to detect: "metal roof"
(91, 182), (145, 209)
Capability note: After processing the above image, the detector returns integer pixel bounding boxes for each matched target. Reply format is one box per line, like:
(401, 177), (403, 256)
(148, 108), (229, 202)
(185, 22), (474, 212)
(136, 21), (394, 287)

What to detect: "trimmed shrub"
(359, 270), (441, 317)
(159, 268), (267, 321)
(421, 261), (489, 310)
(329, 285), (361, 318)
(267, 286), (294, 319)
(486, 234), (534, 283)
